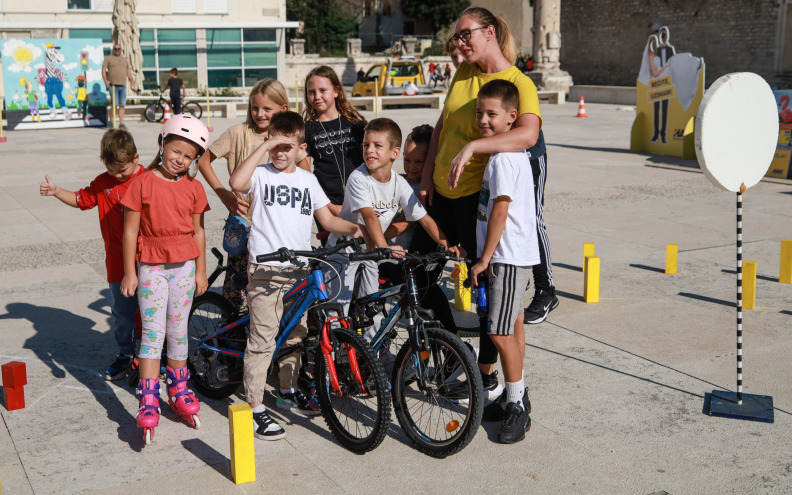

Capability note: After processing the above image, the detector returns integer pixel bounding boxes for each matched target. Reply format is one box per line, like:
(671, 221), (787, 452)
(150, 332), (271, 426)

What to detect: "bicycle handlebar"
(349, 246), (470, 265)
(255, 236), (364, 264)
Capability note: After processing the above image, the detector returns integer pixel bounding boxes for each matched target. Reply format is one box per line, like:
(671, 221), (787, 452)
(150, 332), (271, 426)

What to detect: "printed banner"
(1, 38), (108, 130)
(630, 26), (705, 159)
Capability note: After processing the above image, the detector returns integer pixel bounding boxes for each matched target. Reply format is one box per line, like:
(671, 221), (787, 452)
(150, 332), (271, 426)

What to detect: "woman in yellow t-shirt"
(414, 6), (556, 401)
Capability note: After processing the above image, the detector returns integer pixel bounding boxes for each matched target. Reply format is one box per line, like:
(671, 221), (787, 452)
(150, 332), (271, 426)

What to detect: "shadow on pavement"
(0, 299), (142, 450)
(630, 263), (665, 274)
(678, 292), (734, 308)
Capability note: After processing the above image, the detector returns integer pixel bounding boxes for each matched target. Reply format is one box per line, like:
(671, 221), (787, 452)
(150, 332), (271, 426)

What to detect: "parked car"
(352, 56), (433, 97)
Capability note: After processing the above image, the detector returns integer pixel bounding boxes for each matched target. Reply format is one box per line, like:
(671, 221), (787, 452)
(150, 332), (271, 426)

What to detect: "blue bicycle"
(187, 237), (392, 453)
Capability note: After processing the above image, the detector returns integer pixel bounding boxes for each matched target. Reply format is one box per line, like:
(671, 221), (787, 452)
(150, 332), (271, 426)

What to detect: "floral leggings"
(137, 260), (195, 361)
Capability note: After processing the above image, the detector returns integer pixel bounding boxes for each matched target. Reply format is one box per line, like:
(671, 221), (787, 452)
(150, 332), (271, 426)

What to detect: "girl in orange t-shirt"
(120, 114), (210, 445)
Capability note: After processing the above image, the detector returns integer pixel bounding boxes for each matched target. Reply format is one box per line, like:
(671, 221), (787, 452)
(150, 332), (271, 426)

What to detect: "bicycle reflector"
(446, 420), (460, 432)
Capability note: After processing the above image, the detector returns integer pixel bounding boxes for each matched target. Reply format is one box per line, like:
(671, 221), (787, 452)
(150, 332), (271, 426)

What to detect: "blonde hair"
(240, 78), (290, 163)
(302, 65), (366, 126)
(459, 7), (517, 65)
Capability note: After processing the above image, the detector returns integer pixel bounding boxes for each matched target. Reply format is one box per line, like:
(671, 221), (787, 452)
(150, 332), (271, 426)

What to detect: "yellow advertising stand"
(631, 26), (705, 159)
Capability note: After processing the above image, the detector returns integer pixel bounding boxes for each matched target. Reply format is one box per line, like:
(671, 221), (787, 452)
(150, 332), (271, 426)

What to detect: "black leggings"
(410, 191), (499, 365)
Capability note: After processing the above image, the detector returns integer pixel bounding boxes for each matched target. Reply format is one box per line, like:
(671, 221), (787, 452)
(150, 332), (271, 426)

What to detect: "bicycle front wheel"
(187, 292), (242, 399)
(392, 327), (483, 457)
(145, 103), (164, 122)
(183, 102), (202, 119)
(316, 326), (391, 453)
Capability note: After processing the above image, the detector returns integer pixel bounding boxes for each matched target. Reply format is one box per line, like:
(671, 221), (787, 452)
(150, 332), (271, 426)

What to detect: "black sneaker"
(253, 409), (286, 440)
(276, 389), (322, 416)
(498, 401), (531, 444)
(483, 388), (531, 422)
(104, 354), (133, 381)
(523, 288), (559, 324)
(481, 370), (504, 401)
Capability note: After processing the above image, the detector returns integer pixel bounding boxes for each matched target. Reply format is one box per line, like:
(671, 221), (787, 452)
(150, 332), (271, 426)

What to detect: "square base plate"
(708, 390), (774, 423)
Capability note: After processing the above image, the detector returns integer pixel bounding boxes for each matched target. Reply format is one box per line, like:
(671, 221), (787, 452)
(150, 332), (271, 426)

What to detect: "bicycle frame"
(194, 259), (362, 395)
(352, 263), (433, 388)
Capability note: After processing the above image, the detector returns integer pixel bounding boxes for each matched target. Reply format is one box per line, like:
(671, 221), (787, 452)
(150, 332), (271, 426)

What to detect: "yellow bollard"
(665, 243), (678, 274)
(228, 403), (256, 484)
(584, 256), (599, 303)
(743, 261), (757, 310)
(582, 242), (595, 272)
(780, 240), (792, 284)
(453, 262), (471, 311)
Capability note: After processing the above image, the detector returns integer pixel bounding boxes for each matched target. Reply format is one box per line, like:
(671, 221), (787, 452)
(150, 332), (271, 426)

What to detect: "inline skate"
(165, 365), (201, 428)
(136, 378), (161, 445)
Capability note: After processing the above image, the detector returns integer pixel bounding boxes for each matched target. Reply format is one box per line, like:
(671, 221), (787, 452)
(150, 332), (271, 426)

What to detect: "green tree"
(287, 0), (358, 56)
(402, 0), (470, 34)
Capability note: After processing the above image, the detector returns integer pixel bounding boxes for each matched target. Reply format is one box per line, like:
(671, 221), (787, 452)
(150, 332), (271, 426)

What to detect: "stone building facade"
(560, 0), (792, 88)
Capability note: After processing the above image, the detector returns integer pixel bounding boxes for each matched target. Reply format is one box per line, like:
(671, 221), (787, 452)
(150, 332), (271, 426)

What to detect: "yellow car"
(352, 57), (433, 96)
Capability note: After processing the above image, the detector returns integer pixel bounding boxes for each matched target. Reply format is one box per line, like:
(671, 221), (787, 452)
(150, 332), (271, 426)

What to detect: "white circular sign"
(695, 72), (778, 192)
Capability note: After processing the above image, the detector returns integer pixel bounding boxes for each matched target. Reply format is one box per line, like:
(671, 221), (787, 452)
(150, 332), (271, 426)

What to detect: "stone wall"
(561, 0), (792, 88)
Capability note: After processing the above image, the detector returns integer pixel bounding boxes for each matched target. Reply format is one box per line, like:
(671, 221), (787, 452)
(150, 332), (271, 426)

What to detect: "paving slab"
(1, 102), (791, 494)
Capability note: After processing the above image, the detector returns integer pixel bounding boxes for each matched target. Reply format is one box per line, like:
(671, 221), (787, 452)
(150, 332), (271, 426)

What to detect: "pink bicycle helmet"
(159, 114), (209, 158)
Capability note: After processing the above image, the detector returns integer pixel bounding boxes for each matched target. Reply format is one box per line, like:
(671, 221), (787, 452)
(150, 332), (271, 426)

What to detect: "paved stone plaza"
(1, 102), (791, 494)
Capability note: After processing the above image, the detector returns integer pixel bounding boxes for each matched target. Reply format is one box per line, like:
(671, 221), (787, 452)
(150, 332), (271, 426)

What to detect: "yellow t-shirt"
(433, 63), (542, 198)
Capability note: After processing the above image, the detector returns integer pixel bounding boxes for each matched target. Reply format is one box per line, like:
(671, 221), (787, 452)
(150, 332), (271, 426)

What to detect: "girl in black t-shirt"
(299, 66), (367, 218)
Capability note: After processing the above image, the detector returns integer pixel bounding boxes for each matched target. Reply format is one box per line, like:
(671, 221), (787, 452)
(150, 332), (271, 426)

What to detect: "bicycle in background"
(144, 92), (202, 122)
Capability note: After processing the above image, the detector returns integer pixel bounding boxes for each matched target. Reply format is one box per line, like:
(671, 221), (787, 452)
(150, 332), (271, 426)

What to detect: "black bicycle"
(145, 92), (202, 122)
(347, 247), (484, 457)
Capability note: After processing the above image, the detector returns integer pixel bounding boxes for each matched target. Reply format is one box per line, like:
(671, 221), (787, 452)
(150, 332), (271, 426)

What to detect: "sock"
(252, 404), (266, 414)
(506, 377), (525, 410)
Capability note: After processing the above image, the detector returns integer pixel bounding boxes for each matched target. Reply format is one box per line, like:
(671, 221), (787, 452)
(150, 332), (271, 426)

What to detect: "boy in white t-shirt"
(469, 80), (540, 444)
(230, 111), (360, 441)
(326, 118), (461, 341)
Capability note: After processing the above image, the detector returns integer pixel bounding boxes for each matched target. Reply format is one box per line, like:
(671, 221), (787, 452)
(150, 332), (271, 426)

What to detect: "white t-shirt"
(247, 163), (330, 266)
(328, 165), (426, 250)
(476, 152), (540, 266)
(388, 177), (421, 248)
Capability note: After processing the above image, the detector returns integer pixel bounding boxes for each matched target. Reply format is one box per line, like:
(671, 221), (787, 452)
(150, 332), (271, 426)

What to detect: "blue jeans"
(110, 85), (127, 107)
(109, 281), (138, 356)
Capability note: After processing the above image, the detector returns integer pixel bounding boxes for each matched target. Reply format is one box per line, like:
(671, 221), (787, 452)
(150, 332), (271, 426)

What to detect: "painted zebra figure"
(44, 43), (69, 118)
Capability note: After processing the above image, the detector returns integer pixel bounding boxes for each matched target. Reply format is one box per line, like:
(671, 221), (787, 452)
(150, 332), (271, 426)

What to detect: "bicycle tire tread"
(315, 326), (391, 453)
(392, 327), (483, 457)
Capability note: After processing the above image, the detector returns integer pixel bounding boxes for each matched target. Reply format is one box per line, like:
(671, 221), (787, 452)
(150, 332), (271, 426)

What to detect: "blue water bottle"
(475, 274), (488, 317)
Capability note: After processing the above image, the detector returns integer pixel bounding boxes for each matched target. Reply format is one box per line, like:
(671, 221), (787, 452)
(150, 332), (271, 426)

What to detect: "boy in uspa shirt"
(325, 118), (462, 341)
(469, 80), (540, 444)
(40, 129), (145, 380)
(230, 111), (360, 441)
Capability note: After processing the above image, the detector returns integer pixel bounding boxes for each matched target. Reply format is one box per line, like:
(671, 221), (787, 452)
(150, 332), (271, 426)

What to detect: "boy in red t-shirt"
(40, 129), (145, 380)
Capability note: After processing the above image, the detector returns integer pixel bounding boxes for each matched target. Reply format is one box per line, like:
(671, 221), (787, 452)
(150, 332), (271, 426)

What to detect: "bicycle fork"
(320, 316), (364, 396)
(405, 270), (432, 390)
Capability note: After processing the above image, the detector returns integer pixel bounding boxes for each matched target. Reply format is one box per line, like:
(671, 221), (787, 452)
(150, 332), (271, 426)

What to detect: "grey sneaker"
(276, 389), (322, 416)
(104, 354), (133, 381)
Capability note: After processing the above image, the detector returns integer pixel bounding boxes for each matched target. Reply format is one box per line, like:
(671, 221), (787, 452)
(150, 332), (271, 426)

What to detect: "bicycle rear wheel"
(145, 103), (164, 122)
(187, 292), (242, 399)
(183, 102), (203, 119)
(316, 326), (391, 453)
(392, 327), (483, 457)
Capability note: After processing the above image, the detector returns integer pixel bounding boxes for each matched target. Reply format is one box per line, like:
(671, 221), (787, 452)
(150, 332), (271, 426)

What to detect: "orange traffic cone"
(162, 102), (172, 124)
(575, 96), (588, 118)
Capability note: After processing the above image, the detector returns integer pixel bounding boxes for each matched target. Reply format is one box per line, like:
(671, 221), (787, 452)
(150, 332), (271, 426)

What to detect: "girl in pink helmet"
(120, 114), (210, 445)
